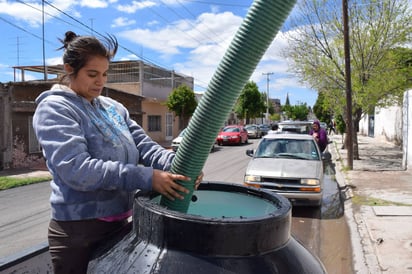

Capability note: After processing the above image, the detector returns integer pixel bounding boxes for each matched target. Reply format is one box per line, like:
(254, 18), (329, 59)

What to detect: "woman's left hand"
(194, 171), (204, 190)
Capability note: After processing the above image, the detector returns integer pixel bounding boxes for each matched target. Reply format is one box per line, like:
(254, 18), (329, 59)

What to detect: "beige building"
(14, 60), (193, 145)
(0, 61), (193, 169)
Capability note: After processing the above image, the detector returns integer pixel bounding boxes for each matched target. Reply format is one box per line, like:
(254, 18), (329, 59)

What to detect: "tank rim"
(134, 181), (292, 223)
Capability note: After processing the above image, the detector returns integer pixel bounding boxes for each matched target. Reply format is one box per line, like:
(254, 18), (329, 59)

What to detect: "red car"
(216, 125), (249, 146)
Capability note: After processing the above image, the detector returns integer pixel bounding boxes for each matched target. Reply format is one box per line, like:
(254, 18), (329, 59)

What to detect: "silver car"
(172, 128), (215, 152)
(244, 133), (324, 206)
(245, 124), (262, 139)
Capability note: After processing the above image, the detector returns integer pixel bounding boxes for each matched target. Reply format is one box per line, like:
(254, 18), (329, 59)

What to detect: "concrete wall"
(358, 89), (411, 170)
(358, 115), (369, 136)
(358, 105), (402, 144)
(403, 90), (412, 170)
(0, 88), (12, 169)
(374, 105), (403, 144)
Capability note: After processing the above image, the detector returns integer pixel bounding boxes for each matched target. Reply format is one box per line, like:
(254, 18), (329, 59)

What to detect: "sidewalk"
(329, 134), (412, 274)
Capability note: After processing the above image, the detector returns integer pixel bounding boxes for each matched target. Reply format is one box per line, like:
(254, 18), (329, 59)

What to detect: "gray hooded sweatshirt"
(33, 84), (175, 221)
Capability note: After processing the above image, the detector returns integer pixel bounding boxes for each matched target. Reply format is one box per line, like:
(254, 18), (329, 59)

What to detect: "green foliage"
(352, 194), (410, 207)
(335, 114), (346, 134)
(284, 0), (412, 126)
(166, 85), (198, 128)
(283, 103), (310, 121)
(270, 113), (281, 122)
(313, 92), (333, 124)
(234, 81), (265, 122)
(0, 176), (51, 191)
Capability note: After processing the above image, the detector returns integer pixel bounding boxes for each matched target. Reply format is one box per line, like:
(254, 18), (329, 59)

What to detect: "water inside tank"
(151, 190), (279, 218)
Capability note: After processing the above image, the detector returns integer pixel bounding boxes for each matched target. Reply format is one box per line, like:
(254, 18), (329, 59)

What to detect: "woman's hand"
(152, 170), (204, 201)
(194, 171), (204, 190)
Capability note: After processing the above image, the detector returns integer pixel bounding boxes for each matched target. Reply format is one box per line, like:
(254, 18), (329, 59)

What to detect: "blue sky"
(0, 0), (319, 106)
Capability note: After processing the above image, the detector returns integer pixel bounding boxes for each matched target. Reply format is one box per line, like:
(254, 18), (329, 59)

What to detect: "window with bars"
(148, 115), (161, 132)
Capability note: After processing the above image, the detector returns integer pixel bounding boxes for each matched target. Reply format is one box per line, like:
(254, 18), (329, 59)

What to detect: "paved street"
(0, 179), (50, 261)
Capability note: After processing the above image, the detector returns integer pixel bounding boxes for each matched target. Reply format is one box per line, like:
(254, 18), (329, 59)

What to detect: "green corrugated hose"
(160, 0), (297, 212)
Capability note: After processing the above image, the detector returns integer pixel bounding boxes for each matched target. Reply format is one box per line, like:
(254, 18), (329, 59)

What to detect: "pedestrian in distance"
(32, 31), (203, 274)
(309, 120), (328, 152)
(268, 123), (279, 134)
(328, 119), (336, 135)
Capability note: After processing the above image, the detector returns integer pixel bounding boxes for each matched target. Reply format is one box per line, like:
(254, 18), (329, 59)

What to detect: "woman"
(33, 31), (202, 273)
(309, 120), (328, 152)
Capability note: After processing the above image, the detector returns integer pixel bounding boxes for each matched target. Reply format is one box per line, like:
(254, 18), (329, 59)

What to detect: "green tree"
(313, 92), (333, 124)
(234, 81), (265, 124)
(270, 113), (281, 122)
(283, 103), (310, 121)
(283, 0), (412, 159)
(166, 85), (198, 129)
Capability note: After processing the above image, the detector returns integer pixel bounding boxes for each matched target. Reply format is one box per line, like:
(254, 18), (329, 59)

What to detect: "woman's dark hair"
(58, 31), (118, 82)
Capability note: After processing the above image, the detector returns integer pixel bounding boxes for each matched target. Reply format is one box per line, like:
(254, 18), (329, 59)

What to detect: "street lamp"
(262, 72), (274, 123)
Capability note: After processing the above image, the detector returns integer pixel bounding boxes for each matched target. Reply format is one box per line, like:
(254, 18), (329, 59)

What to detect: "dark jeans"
(48, 218), (131, 274)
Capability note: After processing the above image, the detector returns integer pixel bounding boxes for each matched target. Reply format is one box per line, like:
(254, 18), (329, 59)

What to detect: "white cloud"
(159, 0), (181, 5)
(116, 9), (299, 95)
(147, 20), (159, 27)
(117, 11), (243, 87)
(116, 1), (156, 14)
(119, 54), (140, 61)
(0, 0), (76, 27)
(118, 11), (241, 57)
(119, 28), (182, 55)
(79, 0), (110, 8)
(111, 17), (136, 28)
(46, 56), (63, 66)
(0, 1), (45, 27)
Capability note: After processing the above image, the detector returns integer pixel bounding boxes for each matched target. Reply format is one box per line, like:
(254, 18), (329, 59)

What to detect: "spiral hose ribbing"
(160, 0), (297, 212)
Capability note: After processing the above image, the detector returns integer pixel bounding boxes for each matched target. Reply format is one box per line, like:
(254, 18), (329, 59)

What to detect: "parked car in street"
(172, 128), (215, 152)
(278, 121), (312, 134)
(216, 125), (248, 146)
(245, 124), (262, 139)
(258, 124), (270, 136)
(244, 133), (325, 206)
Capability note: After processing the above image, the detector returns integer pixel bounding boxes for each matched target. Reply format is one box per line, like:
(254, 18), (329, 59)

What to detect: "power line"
(178, 1), (250, 8)
(4, 0), (251, 88)
(15, 0), (81, 32)
(0, 16), (52, 44)
(161, 0), (225, 47)
(42, 0), (164, 69)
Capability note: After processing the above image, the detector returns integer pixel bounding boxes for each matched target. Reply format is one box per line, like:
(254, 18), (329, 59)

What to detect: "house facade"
(0, 60), (193, 170)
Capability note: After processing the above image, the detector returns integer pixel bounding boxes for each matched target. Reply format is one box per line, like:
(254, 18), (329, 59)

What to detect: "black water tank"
(88, 182), (327, 273)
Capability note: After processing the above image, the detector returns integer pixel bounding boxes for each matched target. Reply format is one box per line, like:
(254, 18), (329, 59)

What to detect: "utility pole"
(90, 18), (95, 35)
(262, 72), (274, 124)
(42, 0), (47, 81)
(343, 0), (353, 169)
